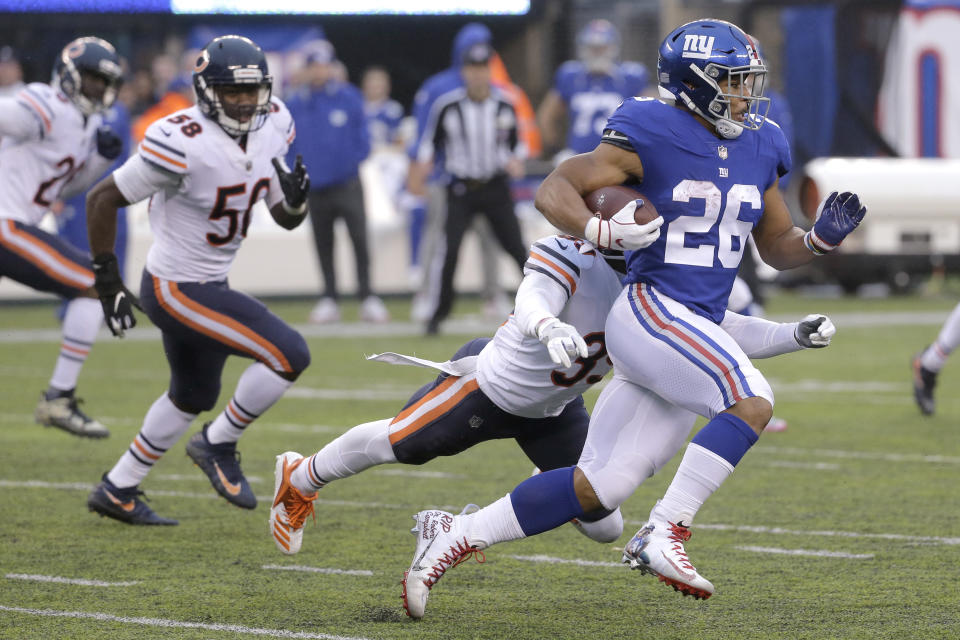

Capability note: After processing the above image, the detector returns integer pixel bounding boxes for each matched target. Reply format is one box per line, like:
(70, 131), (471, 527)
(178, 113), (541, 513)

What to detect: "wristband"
(282, 199), (307, 216)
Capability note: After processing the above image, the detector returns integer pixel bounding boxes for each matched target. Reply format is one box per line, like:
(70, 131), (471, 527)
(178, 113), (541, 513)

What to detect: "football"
(583, 185), (658, 224)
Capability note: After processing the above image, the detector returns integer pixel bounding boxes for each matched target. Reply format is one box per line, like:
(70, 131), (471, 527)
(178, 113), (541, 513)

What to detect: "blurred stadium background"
(1, 0), (957, 301)
(2, 2), (960, 639)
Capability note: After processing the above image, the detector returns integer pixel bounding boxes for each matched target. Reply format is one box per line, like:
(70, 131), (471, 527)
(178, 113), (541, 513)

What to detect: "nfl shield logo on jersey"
(718, 145), (728, 160)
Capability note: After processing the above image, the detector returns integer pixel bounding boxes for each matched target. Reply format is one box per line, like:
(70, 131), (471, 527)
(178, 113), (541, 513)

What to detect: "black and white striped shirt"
(417, 86), (525, 181)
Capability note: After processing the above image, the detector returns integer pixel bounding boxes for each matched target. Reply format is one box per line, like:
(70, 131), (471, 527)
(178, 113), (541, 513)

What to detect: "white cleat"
(359, 295), (390, 323)
(401, 507), (484, 619)
(269, 451), (317, 555)
(308, 297), (340, 324)
(35, 393), (109, 438)
(622, 520), (715, 600)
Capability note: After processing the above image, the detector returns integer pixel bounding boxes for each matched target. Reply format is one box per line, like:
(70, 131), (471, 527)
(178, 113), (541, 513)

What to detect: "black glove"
(271, 155), (310, 213)
(96, 126), (123, 161)
(92, 253), (141, 338)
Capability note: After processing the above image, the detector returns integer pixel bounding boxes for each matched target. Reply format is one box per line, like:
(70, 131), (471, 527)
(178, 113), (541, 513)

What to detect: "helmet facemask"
(657, 19), (771, 139)
(695, 61), (769, 139)
(192, 38), (273, 138)
(197, 79), (271, 137)
(55, 38), (122, 116)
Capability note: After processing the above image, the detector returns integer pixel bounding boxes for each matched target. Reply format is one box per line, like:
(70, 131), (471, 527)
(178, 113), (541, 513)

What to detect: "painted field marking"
(155, 474), (264, 483)
(735, 545), (874, 559)
(4, 479), (958, 546)
(755, 445), (960, 465)
(621, 522), (960, 546)
(770, 380), (903, 393)
(762, 460), (841, 471)
(262, 565), (373, 576)
(5, 573), (140, 587)
(0, 605), (372, 640)
(282, 387), (411, 401)
(270, 423), (346, 434)
(507, 554), (622, 568)
(372, 469), (465, 479)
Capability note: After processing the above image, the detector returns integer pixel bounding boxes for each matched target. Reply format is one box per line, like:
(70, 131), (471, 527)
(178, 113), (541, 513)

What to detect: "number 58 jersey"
(476, 236), (625, 418)
(133, 97), (294, 282)
(607, 97), (791, 323)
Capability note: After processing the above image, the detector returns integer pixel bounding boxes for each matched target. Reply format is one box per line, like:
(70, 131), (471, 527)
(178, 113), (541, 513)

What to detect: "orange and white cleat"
(269, 451), (317, 555)
(622, 519), (715, 599)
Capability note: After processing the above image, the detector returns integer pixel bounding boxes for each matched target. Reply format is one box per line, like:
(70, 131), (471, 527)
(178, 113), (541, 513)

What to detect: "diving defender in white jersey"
(400, 18), (863, 617)
(85, 36), (312, 525)
(269, 227), (836, 561)
(0, 37), (123, 438)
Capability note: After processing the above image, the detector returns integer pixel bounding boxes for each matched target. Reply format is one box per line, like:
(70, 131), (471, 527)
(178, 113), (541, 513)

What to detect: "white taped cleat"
(622, 520), (715, 599)
(35, 393), (109, 438)
(270, 452), (317, 555)
(401, 506), (484, 619)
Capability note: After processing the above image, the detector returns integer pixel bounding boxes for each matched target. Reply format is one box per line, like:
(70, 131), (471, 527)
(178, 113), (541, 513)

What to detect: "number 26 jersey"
(125, 97), (295, 283)
(606, 97), (791, 323)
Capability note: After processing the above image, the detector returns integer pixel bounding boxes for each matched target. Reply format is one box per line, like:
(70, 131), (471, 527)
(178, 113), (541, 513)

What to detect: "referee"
(410, 42), (528, 335)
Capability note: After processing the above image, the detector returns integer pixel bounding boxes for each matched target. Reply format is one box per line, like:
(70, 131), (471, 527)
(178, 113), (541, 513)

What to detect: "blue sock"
(509, 467), (584, 536)
(690, 412), (759, 466)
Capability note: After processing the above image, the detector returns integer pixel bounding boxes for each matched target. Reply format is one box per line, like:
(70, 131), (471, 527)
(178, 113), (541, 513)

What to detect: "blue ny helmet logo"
(681, 35), (715, 59)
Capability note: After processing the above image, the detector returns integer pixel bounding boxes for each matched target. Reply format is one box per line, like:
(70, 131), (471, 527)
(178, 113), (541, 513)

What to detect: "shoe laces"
(666, 521), (695, 570)
(208, 442), (243, 478)
(284, 488), (317, 529)
(424, 537), (485, 587)
(66, 396), (94, 422)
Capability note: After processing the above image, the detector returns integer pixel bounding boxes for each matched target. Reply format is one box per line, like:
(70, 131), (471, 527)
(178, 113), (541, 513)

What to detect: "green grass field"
(1, 293), (959, 639)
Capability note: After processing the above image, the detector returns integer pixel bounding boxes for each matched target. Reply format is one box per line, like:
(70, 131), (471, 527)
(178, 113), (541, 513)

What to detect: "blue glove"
(805, 191), (867, 255)
(96, 126), (123, 161)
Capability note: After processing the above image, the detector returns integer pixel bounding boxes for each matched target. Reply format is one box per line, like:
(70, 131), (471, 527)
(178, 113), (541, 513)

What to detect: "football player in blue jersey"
(537, 19), (649, 160)
(400, 18), (864, 615)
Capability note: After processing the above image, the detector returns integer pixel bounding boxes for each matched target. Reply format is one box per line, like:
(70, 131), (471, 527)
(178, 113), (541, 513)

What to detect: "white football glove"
(795, 314), (835, 348)
(583, 200), (664, 251)
(536, 317), (588, 368)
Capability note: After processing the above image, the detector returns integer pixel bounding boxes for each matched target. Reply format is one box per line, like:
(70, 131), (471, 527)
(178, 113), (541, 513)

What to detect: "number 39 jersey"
(606, 97), (791, 323)
(476, 236), (625, 418)
(0, 82), (102, 226)
(131, 97), (294, 282)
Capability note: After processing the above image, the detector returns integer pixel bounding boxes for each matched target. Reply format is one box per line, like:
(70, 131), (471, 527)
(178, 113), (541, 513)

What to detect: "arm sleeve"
(514, 236), (585, 336)
(354, 93), (371, 163)
(0, 96), (44, 141)
(514, 271), (570, 338)
(112, 153), (181, 204)
(59, 154), (114, 200)
(720, 311), (801, 359)
(417, 99), (445, 165)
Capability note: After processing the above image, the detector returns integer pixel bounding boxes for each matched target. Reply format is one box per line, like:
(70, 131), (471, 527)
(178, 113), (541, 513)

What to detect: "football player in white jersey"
(84, 35), (312, 525)
(0, 37), (123, 439)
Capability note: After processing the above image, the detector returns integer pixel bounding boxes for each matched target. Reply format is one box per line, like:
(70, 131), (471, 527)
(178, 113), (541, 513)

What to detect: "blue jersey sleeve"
(553, 61), (581, 103)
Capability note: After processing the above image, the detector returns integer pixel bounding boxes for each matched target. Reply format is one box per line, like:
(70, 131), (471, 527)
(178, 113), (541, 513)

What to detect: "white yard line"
(754, 445), (960, 465)
(372, 469), (465, 479)
(0, 605), (373, 640)
(284, 387), (410, 401)
(506, 554), (622, 568)
(4, 478), (958, 546)
(620, 522), (960, 546)
(735, 546), (874, 559)
(762, 460), (841, 471)
(262, 565), (374, 576)
(5, 573), (140, 587)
